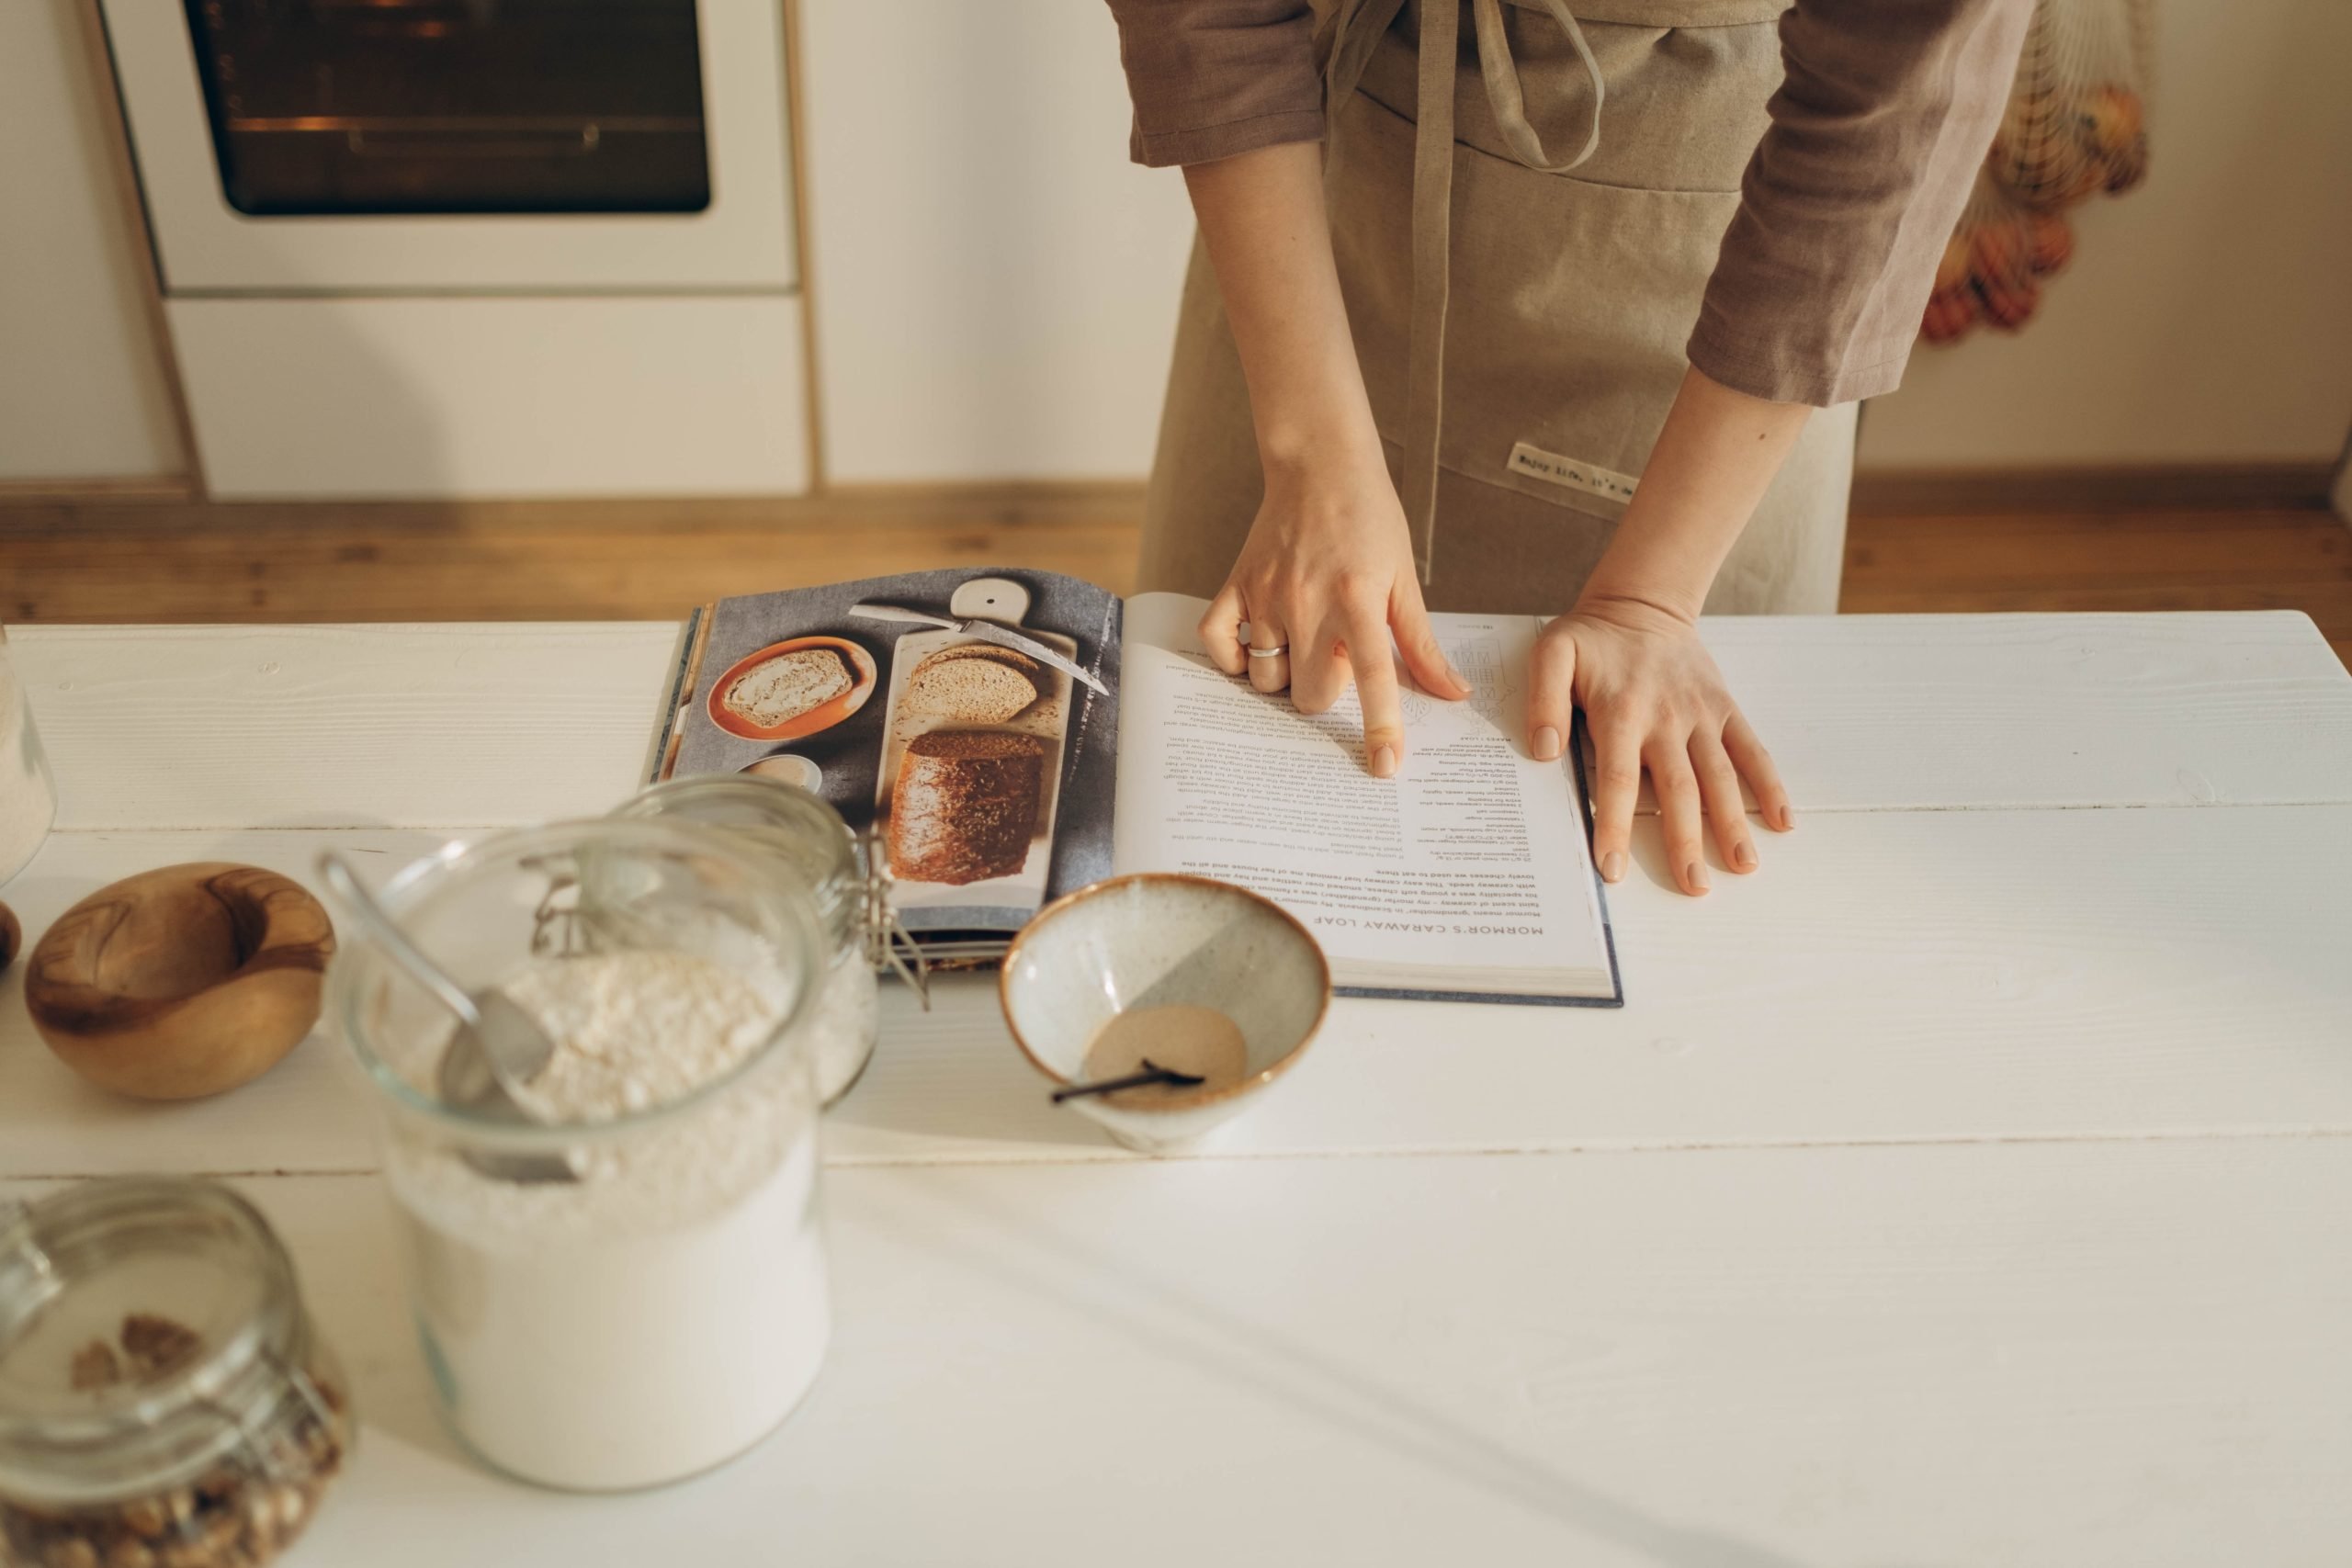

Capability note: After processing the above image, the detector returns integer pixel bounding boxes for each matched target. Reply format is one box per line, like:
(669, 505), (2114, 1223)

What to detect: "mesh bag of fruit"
(1923, 0), (2153, 344)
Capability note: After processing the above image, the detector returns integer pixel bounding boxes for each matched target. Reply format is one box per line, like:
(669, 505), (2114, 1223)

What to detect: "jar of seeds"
(0, 1178), (351, 1568)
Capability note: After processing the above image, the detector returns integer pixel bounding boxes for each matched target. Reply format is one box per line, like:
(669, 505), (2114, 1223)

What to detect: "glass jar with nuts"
(0, 1179), (352, 1568)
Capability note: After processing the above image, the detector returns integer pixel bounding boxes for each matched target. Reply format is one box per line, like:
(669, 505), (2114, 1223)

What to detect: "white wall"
(1859, 0), (2352, 471)
(0, 0), (184, 484)
(798, 0), (1195, 486)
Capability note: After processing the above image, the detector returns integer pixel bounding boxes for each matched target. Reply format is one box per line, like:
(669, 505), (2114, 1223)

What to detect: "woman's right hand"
(1196, 437), (1471, 778)
(1176, 139), (1465, 770)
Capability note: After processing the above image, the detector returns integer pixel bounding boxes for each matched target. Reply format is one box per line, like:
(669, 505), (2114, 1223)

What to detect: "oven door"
(99, 0), (794, 293)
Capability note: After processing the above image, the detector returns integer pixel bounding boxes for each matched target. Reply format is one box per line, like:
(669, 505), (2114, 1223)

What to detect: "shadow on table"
(823, 972), (1111, 1156)
(860, 1180), (1836, 1568)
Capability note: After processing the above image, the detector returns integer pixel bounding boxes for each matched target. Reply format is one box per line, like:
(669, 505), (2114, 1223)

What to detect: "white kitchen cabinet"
(172, 297), (809, 501)
(797, 0), (1196, 485)
(0, 0), (184, 485)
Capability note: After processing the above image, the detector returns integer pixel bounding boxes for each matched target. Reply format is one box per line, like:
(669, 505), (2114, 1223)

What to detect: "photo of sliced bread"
(901, 643), (1042, 726)
(723, 647), (853, 728)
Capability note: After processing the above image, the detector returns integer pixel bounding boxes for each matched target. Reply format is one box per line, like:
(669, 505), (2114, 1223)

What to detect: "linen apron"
(1136, 0), (1858, 617)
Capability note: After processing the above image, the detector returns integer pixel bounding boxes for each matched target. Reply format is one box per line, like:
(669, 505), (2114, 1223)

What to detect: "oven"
(99, 0), (795, 293)
(91, 0), (807, 499)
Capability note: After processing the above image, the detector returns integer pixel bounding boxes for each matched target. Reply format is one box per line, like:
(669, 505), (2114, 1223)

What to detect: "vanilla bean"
(1050, 1057), (1206, 1102)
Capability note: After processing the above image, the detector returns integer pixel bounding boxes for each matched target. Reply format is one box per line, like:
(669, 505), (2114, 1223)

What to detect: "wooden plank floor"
(4, 491), (2346, 670)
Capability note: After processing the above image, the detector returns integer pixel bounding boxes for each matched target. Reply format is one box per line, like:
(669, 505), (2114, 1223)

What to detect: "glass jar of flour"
(332, 819), (832, 1491)
(612, 775), (886, 1106)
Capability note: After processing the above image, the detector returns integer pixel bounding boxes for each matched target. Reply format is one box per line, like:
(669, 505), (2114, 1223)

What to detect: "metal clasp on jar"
(856, 827), (931, 1009)
(524, 859), (589, 958)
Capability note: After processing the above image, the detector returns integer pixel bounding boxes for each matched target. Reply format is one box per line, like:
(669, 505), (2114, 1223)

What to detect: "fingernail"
(1780, 807), (1797, 830)
(1685, 861), (1710, 893)
(1371, 744), (1398, 778)
(1446, 661), (1471, 694)
(1600, 851), (1626, 883)
(1532, 725), (1562, 761)
(1733, 840), (1757, 872)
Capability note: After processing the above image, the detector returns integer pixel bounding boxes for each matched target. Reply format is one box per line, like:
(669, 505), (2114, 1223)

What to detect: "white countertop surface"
(5, 612), (2349, 1564)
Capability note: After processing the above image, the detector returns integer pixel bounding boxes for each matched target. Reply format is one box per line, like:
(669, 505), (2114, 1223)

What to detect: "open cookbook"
(651, 568), (1621, 1006)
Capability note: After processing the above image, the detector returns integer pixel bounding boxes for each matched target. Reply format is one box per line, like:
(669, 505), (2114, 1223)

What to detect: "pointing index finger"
(1349, 607), (1406, 779)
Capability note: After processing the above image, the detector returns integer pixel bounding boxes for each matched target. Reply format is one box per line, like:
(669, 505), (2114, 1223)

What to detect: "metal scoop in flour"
(318, 852), (577, 1184)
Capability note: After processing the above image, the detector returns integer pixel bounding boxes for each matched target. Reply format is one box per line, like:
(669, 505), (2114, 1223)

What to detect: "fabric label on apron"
(1504, 442), (1640, 505)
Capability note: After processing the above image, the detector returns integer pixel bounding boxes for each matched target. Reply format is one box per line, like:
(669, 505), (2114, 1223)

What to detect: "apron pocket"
(1331, 83), (1742, 524)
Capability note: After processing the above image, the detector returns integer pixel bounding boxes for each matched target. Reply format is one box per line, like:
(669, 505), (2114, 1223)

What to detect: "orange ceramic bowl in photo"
(707, 637), (877, 742)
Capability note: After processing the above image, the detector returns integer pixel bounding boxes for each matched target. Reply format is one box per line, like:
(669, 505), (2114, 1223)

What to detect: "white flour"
(502, 952), (779, 1122)
(809, 951), (880, 1104)
(386, 950), (831, 1491)
(0, 643), (56, 886)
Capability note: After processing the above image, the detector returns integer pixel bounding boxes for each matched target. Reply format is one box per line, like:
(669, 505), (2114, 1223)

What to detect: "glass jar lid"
(0, 1179), (310, 1505)
(335, 818), (828, 1145)
(614, 775), (861, 955)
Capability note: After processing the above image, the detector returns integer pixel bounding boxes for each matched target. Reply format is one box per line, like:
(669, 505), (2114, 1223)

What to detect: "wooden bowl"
(707, 636), (877, 741)
(25, 863), (336, 1101)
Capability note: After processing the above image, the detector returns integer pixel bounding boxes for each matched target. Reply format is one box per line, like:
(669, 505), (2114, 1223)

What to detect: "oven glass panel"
(183, 0), (711, 216)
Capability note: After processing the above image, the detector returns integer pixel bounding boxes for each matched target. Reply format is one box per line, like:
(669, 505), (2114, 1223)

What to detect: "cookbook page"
(667, 568), (1122, 935)
(1112, 593), (1615, 1002)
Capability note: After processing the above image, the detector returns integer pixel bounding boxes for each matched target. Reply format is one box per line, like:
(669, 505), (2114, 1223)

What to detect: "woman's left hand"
(1525, 592), (1793, 897)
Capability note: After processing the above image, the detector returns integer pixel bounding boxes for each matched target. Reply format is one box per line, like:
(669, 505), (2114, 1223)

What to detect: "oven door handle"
(345, 124), (605, 160)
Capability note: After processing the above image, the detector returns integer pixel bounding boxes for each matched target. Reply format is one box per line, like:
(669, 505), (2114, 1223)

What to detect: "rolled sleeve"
(1689, 0), (2035, 407)
(1105, 0), (1327, 167)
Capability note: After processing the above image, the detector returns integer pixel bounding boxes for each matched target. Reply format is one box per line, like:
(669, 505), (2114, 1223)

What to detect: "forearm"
(1181, 141), (1462, 759)
(1580, 366), (1813, 622)
(1182, 142), (1381, 472)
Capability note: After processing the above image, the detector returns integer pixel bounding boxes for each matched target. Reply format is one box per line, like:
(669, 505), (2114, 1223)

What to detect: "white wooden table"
(5, 613), (2350, 1565)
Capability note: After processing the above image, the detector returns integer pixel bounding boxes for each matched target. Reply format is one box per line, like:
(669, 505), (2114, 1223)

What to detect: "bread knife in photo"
(847, 604), (1109, 695)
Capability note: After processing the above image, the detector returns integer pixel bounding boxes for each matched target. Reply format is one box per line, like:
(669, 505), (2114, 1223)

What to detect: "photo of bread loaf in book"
(888, 730), (1046, 885)
(673, 569), (1103, 934)
(900, 645), (1042, 725)
(723, 647), (853, 728)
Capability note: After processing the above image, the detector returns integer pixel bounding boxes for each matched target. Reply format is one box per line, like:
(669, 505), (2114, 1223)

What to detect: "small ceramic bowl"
(707, 636), (877, 742)
(738, 751), (824, 791)
(1000, 874), (1329, 1154)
